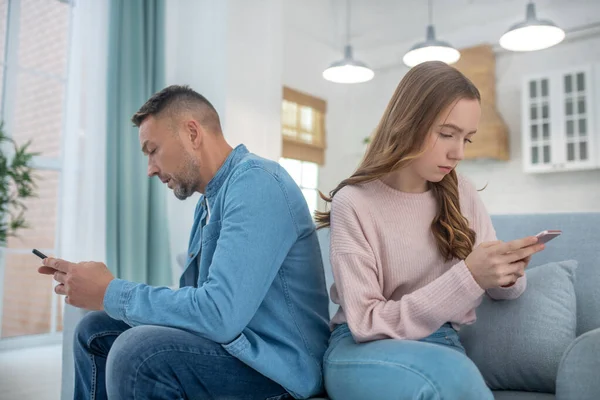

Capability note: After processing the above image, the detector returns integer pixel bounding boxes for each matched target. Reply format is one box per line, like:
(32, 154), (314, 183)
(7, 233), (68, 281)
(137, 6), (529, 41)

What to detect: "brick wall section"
(1, 0), (70, 338)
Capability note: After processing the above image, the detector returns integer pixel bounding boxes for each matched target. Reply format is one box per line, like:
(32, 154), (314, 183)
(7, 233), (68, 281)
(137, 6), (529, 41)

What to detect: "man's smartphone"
(535, 230), (562, 244)
(32, 249), (48, 259)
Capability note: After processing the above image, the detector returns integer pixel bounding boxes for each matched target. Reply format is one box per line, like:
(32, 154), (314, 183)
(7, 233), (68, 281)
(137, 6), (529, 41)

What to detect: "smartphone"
(32, 249), (48, 259)
(535, 230), (562, 244)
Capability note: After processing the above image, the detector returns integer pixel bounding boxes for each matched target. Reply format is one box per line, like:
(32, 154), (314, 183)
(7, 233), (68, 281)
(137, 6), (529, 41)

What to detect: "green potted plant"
(0, 122), (38, 245)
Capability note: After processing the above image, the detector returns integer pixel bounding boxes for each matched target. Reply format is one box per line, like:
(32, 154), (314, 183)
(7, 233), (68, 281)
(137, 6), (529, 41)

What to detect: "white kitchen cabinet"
(522, 64), (599, 173)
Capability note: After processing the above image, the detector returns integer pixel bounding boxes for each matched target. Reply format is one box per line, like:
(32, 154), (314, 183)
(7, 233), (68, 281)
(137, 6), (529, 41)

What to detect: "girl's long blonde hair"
(315, 61), (480, 261)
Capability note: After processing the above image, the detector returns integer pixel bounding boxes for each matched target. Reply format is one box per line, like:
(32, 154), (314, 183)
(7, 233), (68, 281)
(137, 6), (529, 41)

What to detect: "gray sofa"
(314, 212), (600, 400)
(60, 213), (599, 400)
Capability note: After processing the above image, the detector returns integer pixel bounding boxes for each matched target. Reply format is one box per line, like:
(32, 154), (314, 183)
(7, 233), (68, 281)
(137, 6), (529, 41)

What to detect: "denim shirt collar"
(204, 144), (249, 200)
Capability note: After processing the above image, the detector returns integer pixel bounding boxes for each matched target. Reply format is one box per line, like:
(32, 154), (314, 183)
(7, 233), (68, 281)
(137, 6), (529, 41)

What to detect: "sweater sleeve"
(461, 176), (527, 300)
(330, 191), (485, 343)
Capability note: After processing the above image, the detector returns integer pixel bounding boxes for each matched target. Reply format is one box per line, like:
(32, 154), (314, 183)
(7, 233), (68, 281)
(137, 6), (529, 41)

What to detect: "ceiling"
(284, 0), (600, 69)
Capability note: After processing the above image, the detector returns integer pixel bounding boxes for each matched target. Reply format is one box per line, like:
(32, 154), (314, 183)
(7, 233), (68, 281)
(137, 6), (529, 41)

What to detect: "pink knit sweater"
(329, 174), (526, 343)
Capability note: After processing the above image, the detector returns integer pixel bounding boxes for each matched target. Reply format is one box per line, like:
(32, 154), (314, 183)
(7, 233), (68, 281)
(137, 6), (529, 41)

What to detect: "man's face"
(139, 115), (200, 200)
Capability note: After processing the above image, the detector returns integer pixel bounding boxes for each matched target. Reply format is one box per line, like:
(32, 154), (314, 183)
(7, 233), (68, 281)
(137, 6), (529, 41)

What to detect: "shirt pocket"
(202, 219), (222, 243)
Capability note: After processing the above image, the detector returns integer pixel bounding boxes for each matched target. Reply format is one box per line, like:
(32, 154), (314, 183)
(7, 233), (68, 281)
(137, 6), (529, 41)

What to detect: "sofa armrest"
(556, 327), (600, 400)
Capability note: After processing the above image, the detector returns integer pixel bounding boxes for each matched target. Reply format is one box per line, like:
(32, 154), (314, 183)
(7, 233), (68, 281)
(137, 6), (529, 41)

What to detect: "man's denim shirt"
(104, 145), (331, 398)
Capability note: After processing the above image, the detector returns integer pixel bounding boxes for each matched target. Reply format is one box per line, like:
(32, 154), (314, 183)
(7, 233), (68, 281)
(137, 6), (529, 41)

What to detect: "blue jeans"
(73, 311), (291, 400)
(324, 323), (494, 400)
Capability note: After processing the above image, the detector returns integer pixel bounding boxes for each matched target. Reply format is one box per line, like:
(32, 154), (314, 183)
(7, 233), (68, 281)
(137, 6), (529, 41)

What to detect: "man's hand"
(38, 258), (115, 310)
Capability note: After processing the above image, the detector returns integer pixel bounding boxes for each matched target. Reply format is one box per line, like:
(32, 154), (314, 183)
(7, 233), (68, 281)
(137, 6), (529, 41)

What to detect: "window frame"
(281, 86), (327, 165)
(0, 0), (73, 346)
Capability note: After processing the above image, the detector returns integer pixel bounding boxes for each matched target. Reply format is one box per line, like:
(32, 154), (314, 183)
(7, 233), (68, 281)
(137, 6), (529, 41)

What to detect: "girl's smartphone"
(535, 230), (562, 244)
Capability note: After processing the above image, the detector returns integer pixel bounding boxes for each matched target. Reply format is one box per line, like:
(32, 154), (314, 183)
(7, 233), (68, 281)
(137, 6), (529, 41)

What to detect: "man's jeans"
(73, 311), (291, 399)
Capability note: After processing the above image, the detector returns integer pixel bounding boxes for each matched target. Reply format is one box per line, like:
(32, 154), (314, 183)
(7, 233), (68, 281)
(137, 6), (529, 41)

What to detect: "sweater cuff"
(103, 278), (135, 322)
(452, 260), (486, 299)
(486, 275), (527, 300)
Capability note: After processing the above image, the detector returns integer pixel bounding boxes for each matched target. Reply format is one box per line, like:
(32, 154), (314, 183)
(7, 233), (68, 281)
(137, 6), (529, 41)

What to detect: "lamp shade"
(403, 25), (460, 68)
(323, 45), (374, 84)
(499, 2), (565, 51)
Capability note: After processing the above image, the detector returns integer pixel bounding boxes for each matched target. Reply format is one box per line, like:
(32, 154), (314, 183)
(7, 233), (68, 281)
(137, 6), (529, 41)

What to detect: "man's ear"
(186, 119), (204, 149)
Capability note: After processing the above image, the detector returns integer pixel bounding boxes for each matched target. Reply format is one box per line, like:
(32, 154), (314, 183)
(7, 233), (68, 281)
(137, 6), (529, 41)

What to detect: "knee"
(325, 343), (492, 400)
(105, 326), (147, 397)
(430, 353), (492, 400)
(106, 326), (149, 373)
(73, 311), (110, 348)
(105, 326), (172, 397)
(106, 326), (168, 379)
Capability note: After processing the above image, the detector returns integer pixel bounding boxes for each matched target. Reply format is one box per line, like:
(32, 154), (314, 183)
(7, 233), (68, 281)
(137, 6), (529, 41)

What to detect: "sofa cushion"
(459, 260), (577, 393)
(307, 392), (557, 399)
(556, 327), (600, 400)
(491, 213), (600, 336)
(493, 391), (555, 400)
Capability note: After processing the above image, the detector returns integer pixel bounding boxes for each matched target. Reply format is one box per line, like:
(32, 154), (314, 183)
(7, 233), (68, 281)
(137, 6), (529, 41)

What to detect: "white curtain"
(59, 1), (110, 399)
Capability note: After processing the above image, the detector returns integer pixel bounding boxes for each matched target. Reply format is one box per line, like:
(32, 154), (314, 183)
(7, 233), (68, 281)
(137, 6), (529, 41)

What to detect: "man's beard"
(173, 182), (194, 200)
(172, 155), (200, 200)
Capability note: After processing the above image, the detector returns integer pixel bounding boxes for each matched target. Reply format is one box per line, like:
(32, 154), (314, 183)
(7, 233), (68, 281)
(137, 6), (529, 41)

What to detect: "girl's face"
(411, 98), (481, 183)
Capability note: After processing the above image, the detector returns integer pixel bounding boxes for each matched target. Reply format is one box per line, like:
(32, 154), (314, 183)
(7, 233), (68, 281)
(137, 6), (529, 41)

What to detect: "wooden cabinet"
(453, 45), (509, 160)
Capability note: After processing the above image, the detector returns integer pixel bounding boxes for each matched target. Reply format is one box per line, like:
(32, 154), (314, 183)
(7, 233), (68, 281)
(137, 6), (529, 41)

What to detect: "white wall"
(224, 0), (283, 160)
(282, 8), (392, 208)
(283, 1), (600, 215)
(164, 0), (284, 279)
(164, 0), (216, 281)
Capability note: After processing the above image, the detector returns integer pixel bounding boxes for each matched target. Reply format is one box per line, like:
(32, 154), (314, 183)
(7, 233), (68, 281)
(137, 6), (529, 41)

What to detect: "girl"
(315, 61), (545, 399)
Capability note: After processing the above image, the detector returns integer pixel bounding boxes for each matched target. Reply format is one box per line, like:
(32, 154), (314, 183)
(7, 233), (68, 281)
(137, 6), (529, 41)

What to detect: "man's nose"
(147, 163), (159, 177)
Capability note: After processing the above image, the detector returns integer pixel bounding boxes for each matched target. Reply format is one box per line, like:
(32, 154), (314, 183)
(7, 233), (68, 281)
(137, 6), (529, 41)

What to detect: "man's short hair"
(131, 85), (221, 132)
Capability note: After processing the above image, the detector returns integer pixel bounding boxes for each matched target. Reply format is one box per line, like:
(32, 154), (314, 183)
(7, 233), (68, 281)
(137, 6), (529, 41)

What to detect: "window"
(279, 87), (327, 216)
(0, 0), (72, 341)
(279, 157), (319, 216)
(281, 87), (327, 164)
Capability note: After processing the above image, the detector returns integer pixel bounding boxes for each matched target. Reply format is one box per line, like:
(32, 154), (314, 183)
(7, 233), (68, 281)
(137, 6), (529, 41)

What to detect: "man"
(38, 85), (331, 399)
